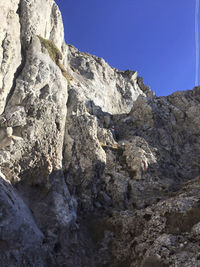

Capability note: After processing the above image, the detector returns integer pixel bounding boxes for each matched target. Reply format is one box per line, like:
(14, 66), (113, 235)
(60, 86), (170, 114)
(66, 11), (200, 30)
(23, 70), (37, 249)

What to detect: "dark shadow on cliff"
(85, 98), (200, 207)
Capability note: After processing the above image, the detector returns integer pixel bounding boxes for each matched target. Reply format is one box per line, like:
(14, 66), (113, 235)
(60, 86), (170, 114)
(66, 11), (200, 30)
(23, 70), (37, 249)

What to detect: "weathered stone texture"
(0, 0), (200, 266)
(0, 0), (21, 114)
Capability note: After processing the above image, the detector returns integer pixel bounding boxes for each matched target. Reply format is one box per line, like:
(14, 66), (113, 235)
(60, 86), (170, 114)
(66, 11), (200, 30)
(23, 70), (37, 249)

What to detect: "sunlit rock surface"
(0, 0), (199, 266)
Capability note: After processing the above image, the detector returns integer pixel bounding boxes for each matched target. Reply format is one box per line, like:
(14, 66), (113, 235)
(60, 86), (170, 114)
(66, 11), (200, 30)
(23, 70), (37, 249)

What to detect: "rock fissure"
(4, 49), (26, 112)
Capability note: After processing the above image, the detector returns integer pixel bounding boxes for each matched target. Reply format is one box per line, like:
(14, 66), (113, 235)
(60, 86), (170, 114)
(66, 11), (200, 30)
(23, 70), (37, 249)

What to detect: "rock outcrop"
(0, 0), (200, 266)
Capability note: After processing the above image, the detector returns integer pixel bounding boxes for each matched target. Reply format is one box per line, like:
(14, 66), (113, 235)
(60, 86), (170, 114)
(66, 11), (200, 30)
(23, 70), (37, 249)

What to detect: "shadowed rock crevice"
(4, 49), (26, 110)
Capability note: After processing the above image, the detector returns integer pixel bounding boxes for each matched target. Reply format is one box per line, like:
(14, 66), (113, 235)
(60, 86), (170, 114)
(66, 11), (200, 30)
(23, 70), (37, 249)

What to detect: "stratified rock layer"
(0, 0), (200, 266)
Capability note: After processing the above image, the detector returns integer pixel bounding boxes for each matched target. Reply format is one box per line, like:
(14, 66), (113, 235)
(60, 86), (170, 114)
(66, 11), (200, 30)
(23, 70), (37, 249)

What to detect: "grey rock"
(0, 0), (200, 266)
(0, 172), (44, 267)
(65, 45), (147, 114)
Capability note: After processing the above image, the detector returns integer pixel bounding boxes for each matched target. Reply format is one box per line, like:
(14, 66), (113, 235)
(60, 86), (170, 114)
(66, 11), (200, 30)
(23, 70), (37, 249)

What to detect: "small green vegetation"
(38, 36), (70, 85)
(38, 36), (62, 63)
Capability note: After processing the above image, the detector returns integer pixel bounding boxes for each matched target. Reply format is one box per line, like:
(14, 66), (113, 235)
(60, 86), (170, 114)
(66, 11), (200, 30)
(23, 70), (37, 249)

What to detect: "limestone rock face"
(0, 0), (21, 115)
(0, 0), (200, 266)
(0, 172), (44, 267)
(65, 45), (149, 114)
(98, 176), (200, 267)
(0, 1), (76, 265)
(20, 0), (65, 50)
(1, 35), (68, 186)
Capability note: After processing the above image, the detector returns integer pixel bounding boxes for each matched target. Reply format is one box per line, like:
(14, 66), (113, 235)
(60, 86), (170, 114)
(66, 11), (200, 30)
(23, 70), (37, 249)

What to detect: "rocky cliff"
(0, 1), (200, 266)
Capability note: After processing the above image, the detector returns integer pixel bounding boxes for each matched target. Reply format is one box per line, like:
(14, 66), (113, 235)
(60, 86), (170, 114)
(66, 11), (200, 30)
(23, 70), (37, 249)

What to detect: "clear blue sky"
(55, 0), (198, 96)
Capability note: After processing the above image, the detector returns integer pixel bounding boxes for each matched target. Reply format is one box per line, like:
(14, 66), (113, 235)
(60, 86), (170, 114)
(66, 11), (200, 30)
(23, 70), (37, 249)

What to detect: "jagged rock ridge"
(0, 1), (200, 266)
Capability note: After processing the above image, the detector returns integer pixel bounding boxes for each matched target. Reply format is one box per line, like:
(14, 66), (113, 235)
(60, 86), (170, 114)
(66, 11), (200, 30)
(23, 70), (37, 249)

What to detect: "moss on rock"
(38, 35), (62, 63)
(38, 36), (70, 85)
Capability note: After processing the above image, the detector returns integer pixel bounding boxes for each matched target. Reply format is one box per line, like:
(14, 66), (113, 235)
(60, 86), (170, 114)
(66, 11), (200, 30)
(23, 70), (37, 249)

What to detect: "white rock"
(0, 0), (21, 114)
